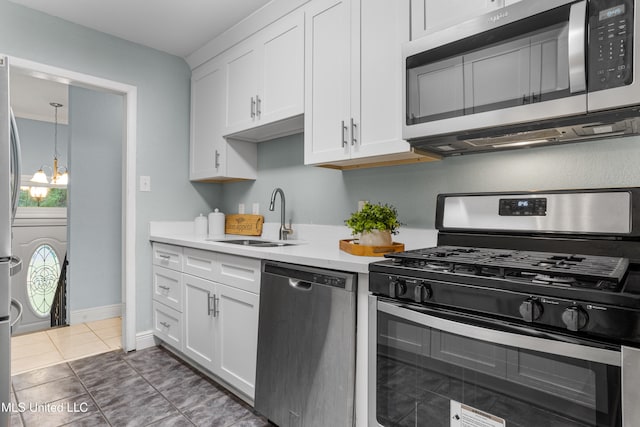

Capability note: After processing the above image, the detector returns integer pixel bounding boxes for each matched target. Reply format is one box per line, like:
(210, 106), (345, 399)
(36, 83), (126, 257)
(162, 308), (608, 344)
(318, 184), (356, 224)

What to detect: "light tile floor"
(11, 318), (122, 375)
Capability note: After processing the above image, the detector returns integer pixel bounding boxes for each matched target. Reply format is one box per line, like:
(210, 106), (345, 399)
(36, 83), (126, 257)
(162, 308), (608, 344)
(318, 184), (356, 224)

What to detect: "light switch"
(252, 203), (260, 215)
(140, 176), (151, 192)
(238, 203), (245, 214)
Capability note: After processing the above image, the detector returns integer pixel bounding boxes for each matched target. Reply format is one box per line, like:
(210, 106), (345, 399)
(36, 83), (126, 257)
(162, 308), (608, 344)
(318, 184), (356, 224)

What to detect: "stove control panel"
(499, 198), (547, 216)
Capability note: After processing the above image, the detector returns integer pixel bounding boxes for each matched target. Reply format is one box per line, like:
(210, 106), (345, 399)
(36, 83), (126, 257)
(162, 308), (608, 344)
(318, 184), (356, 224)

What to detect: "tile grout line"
(66, 358), (114, 427)
(121, 351), (197, 427)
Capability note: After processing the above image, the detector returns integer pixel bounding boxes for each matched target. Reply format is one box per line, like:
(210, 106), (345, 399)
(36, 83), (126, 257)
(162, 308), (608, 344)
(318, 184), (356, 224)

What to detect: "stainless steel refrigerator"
(0, 56), (23, 427)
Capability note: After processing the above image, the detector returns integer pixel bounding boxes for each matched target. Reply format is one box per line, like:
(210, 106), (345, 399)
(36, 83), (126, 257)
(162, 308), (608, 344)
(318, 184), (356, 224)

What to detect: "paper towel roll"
(194, 214), (208, 238)
(208, 209), (225, 239)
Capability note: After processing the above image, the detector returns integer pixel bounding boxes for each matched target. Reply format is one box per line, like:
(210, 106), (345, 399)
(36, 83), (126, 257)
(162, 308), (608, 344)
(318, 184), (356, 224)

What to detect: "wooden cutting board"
(225, 214), (264, 236)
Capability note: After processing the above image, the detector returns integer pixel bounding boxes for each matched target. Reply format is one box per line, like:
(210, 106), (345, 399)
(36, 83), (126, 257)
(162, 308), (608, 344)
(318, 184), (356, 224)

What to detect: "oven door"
(369, 297), (628, 427)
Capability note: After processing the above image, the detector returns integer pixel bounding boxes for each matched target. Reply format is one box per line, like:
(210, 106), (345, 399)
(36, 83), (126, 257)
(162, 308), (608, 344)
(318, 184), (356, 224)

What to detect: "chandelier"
(30, 102), (69, 199)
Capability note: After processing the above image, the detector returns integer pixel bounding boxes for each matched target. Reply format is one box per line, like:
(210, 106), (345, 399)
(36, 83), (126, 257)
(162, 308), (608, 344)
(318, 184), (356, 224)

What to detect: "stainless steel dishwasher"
(255, 261), (357, 427)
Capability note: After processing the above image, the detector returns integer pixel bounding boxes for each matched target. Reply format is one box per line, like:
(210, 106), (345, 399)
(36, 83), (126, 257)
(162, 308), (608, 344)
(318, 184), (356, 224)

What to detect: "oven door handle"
(378, 300), (621, 367)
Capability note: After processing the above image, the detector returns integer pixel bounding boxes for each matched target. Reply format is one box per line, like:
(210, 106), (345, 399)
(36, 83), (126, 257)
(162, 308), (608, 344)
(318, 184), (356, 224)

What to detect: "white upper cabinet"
(224, 10), (304, 142)
(225, 42), (261, 132)
(304, 0), (351, 164)
(190, 57), (257, 182)
(305, 0), (440, 168)
(411, 0), (505, 40)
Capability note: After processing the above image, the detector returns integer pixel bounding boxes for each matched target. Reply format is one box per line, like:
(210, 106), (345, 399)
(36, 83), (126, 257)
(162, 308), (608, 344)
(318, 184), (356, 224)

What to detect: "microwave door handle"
(568, 0), (587, 93)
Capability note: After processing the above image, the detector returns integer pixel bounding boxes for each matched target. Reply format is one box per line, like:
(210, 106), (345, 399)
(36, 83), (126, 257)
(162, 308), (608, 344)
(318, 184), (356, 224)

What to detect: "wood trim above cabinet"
(317, 147), (441, 170)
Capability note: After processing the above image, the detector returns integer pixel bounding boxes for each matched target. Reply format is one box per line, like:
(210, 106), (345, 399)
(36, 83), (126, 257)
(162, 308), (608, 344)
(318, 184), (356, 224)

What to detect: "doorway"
(7, 56), (138, 360)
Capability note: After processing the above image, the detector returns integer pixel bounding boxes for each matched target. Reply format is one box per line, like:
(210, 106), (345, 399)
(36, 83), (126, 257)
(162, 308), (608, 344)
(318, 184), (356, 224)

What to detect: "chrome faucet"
(269, 187), (293, 240)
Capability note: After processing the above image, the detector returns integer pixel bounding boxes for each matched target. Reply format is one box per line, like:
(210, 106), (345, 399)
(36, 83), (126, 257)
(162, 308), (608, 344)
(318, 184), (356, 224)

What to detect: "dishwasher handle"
(263, 261), (356, 292)
(288, 278), (312, 291)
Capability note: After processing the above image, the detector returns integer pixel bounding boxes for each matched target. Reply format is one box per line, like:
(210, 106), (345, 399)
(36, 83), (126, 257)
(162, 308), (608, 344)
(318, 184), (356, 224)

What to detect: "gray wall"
(68, 86), (122, 311)
(222, 134), (640, 229)
(0, 0), (221, 331)
(15, 117), (69, 178)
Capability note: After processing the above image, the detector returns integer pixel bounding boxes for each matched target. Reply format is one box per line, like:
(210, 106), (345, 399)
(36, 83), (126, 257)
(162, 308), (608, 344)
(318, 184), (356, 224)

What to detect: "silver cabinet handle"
(251, 97), (256, 118)
(341, 120), (348, 147)
(207, 291), (215, 316)
(214, 149), (220, 169)
(159, 321), (171, 329)
(158, 285), (170, 291)
(256, 95), (261, 118)
(350, 118), (357, 146)
(213, 294), (220, 318)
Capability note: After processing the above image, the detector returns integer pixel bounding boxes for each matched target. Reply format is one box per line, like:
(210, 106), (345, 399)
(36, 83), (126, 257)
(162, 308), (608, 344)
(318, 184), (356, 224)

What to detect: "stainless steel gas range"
(368, 188), (640, 427)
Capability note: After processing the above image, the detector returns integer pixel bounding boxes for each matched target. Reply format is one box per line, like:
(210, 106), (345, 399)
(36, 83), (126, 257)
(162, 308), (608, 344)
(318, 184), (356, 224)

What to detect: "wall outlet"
(140, 176), (151, 192)
(358, 200), (368, 211)
(252, 203), (260, 215)
(238, 203), (245, 214)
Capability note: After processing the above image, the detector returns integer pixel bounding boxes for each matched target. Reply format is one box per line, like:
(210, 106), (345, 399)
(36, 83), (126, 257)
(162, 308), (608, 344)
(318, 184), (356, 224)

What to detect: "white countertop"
(149, 221), (438, 273)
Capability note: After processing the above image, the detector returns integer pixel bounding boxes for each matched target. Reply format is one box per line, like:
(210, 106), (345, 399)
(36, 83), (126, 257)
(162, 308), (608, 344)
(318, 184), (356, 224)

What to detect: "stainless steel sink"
(211, 239), (295, 247)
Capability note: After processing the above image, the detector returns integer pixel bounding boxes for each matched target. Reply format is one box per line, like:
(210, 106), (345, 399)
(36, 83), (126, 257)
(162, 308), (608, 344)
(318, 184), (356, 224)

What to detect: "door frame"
(9, 55), (137, 351)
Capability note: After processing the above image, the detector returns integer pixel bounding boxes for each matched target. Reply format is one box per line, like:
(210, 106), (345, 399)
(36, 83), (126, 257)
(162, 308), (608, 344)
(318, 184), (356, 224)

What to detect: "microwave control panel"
(589, 0), (634, 91)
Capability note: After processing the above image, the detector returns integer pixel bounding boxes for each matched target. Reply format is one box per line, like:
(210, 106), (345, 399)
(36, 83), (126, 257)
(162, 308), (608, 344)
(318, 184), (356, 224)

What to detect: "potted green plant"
(345, 202), (401, 246)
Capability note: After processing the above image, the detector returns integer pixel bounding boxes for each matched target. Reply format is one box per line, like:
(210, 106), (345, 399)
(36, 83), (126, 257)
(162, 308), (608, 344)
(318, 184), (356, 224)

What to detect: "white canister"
(194, 213), (208, 238)
(208, 209), (225, 239)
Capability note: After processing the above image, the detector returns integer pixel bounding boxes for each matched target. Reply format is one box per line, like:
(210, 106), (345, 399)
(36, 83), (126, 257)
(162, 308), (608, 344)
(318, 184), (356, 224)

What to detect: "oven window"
(376, 311), (621, 427)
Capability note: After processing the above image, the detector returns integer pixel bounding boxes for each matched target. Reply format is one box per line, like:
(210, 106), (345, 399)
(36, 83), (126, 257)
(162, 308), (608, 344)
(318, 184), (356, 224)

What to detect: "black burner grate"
(387, 246), (629, 290)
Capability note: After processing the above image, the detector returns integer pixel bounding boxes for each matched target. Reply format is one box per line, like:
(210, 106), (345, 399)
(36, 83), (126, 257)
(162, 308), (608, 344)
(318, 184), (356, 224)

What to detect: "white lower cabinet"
(182, 274), (217, 369)
(216, 283), (259, 397)
(151, 243), (260, 400)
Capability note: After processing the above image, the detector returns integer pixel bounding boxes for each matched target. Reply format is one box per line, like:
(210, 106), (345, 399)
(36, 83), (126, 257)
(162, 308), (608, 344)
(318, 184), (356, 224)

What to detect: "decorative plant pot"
(359, 229), (392, 246)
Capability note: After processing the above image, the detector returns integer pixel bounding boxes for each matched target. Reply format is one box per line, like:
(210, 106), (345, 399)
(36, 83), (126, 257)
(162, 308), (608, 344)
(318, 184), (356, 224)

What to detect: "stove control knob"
(519, 299), (543, 322)
(389, 280), (406, 298)
(562, 306), (589, 331)
(414, 283), (432, 303)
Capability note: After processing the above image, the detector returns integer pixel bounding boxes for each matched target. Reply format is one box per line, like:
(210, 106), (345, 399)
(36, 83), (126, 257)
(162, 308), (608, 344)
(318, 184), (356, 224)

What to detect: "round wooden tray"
(339, 239), (405, 257)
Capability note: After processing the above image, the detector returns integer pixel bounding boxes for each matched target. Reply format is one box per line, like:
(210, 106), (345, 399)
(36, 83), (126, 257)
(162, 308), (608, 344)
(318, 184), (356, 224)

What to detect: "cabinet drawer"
(153, 243), (183, 270)
(153, 301), (183, 350)
(183, 247), (217, 280)
(215, 253), (261, 294)
(152, 266), (183, 312)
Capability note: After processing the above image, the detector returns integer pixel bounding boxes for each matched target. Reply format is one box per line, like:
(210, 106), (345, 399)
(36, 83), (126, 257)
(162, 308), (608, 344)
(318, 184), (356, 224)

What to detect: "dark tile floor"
(9, 346), (272, 427)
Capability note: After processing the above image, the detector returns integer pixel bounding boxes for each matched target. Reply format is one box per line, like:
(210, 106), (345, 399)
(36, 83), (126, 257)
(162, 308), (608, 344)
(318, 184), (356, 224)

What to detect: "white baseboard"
(69, 304), (122, 325)
(135, 330), (157, 351)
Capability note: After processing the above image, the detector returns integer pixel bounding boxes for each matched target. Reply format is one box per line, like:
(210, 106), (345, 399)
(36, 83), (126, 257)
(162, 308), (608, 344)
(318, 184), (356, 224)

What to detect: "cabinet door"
(411, 0), (504, 41)
(259, 10), (304, 126)
(190, 58), (227, 180)
(351, 0), (411, 159)
(304, 0), (351, 165)
(225, 41), (260, 133)
(182, 274), (217, 370)
(216, 283), (259, 398)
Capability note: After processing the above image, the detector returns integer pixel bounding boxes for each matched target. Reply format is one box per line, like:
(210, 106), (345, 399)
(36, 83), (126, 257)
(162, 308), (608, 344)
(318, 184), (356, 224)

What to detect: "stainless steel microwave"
(403, 0), (640, 155)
